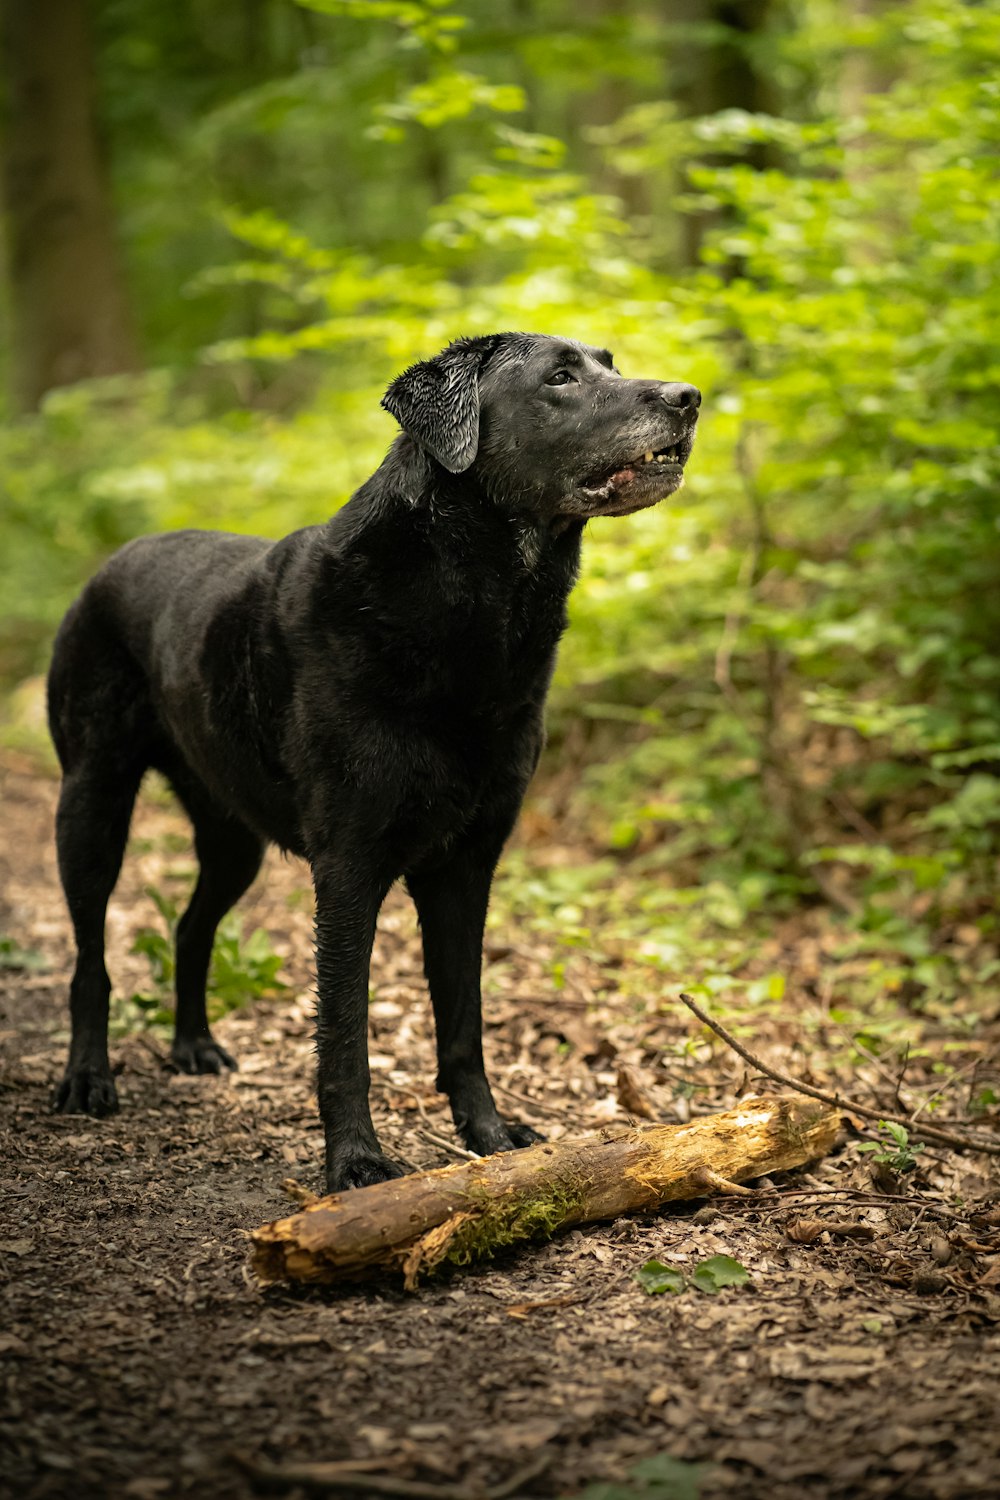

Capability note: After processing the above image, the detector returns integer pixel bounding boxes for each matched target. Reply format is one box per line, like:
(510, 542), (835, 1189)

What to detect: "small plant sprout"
(858, 1120), (924, 1173)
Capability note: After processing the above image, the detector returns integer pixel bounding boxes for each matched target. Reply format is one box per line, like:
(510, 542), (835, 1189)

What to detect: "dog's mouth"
(577, 441), (689, 516)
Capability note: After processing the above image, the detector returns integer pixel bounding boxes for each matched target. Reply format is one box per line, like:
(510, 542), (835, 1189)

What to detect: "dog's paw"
(170, 1036), (237, 1075)
(463, 1118), (545, 1155)
(326, 1151), (408, 1194)
(53, 1065), (119, 1118)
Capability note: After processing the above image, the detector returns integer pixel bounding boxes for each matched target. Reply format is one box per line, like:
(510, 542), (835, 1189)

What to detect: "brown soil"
(1, 760), (998, 1500)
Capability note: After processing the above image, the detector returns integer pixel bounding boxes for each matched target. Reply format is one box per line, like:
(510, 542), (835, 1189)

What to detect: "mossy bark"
(250, 1094), (840, 1289)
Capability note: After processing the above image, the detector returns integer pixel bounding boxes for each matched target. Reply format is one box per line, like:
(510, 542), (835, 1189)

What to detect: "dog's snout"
(659, 382), (701, 412)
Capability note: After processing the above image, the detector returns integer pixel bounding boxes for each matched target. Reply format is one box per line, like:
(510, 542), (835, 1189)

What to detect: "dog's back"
(49, 529), (287, 810)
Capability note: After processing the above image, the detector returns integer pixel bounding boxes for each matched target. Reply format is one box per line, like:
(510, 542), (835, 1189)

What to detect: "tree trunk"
(251, 1094), (841, 1289)
(669, 0), (775, 266)
(568, 0), (651, 221)
(0, 0), (140, 410)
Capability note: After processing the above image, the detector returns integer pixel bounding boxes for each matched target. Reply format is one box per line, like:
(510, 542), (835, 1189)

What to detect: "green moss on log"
(408, 1180), (586, 1284)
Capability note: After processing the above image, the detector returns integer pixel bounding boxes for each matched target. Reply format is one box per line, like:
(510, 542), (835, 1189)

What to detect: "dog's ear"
(381, 344), (483, 474)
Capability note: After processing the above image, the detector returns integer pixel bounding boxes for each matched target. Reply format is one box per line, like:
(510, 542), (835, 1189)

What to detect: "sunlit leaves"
(373, 73), (524, 135)
(296, 0), (467, 55)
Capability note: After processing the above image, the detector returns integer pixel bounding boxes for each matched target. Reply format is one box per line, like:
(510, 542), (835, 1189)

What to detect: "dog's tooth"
(644, 451), (654, 463)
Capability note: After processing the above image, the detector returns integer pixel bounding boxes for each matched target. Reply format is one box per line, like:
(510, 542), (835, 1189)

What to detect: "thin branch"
(825, 789), (881, 843)
(493, 1078), (568, 1121)
(706, 1186), (971, 1223)
(411, 1094), (482, 1161)
(230, 1452), (551, 1500)
(416, 1128), (481, 1163)
(837, 1028), (915, 1107)
(678, 992), (1000, 1158)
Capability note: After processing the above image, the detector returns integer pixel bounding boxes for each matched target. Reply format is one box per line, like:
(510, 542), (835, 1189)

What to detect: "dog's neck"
(360, 441), (583, 575)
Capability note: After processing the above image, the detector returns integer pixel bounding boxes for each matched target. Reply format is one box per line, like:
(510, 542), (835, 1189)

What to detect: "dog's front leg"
(312, 858), (404, 1193)
(408, 846), (544, 1158)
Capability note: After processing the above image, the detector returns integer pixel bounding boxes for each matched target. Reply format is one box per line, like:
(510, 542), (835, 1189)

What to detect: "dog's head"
(382, 332), (700, 519)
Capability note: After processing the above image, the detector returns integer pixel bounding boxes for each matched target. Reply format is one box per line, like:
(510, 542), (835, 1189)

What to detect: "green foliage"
(210, 921), (287, 1015)
(0, 937), (48, 973)
(577, 1455), (707, 1500)
(131, 886), (178, 998)
(634, 1254), (749, 1297)
(633, 1259), (686, 1295)
(553, 0), (1000, 1004)
(690, 1254), (750, 1295)
(858, 1121), (924, 1174)
(970, 1087), (998, 1117)
(2, 0), (998, 1017)
(125, 885), (286, 1033)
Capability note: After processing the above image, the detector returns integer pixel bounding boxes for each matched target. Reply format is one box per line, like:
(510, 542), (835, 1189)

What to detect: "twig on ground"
(415, 1128), (482, 1162)
(711, 1187), (970, 1223)
(410, 1094), (481, 1161)
(892, 1041), (912, 1114)
(493, 1079), (568, 1120)
(135, 1034), (170, 1070)
(842, 1030), (917, 1108)
(908, 1053), (998, 1123)
(230, 1451), (551, 1499)
(508, 994), (593, 1012)
(678, 992), (1000, 1158)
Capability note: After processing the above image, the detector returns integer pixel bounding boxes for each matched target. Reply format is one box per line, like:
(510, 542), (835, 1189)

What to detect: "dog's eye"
(546, 370), (575, 386)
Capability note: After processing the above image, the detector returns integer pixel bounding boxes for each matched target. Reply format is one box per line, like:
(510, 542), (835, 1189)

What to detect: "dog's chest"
(456, 579), (561, 695)
(430, 536), (576, 702)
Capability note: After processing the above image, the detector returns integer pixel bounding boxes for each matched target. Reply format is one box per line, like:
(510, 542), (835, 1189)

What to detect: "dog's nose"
(659, 382), (701, 411)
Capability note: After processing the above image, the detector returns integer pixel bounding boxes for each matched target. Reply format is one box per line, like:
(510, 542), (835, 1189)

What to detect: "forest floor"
(1, 756), (999, 1500)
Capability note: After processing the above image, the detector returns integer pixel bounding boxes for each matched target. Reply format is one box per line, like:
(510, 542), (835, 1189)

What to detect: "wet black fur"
(47, 332), (700, 1191)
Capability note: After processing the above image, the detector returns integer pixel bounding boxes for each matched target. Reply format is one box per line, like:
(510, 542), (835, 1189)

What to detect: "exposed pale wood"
(250, 1095), (840, 1289)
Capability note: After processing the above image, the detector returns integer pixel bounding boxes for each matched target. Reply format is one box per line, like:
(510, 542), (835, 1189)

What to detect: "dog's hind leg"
(50, 598), (150, 1115)
(54, 764), (144, 1115)
(167, 770), (265, 1074)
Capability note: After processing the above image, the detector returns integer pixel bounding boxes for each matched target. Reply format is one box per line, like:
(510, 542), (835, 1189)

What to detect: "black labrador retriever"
(48, 332), (700, 1191)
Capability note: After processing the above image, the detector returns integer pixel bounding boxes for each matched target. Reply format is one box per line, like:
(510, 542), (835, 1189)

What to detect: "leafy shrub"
(125, 885), (285, 1034)
(556, 0), (1000, 961)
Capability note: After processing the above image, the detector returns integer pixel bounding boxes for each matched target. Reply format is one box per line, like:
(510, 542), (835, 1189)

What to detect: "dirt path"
(1, 762), (999, 1500)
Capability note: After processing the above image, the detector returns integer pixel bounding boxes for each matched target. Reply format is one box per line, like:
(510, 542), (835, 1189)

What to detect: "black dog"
(48, 333), (700, 1191)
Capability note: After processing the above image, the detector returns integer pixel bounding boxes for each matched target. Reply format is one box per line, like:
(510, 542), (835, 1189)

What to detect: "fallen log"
(250, 1094), (840, 1289)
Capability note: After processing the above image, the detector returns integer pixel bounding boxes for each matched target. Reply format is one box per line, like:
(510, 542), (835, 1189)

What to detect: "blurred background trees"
(0, 0), (140, 409)
(1, 0), (997, 1006)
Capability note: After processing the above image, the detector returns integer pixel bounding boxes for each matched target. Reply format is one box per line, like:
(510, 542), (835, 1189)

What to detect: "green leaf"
(633, 1259), (686, 1295)
(576, 1454), (706, 1500)
(0, 937), (49, 973)
(690, 1255), (749, 1294)
(632, 1455), (707, 1499)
